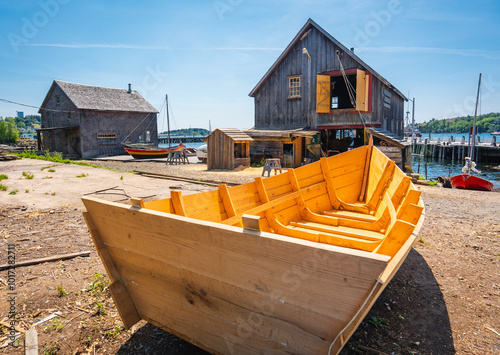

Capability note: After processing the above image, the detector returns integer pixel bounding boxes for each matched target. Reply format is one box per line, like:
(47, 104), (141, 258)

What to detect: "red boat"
(450, 174), (494, 191)
(124, 143), (184, 159)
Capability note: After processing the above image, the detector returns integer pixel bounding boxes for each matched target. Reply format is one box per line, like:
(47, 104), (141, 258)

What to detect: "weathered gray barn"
(248, 19), (407, 164)
(38, 80), (158, 159)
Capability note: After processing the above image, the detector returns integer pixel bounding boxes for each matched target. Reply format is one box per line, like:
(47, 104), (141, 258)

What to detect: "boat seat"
(289, 221), (385, 241)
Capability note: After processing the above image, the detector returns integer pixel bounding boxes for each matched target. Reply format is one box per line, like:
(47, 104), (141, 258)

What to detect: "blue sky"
(1, 0), (500, 132)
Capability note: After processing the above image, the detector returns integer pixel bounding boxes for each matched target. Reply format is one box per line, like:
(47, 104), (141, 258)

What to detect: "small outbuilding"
(206, 129), (253, 170)
(38, 80), (158, 159)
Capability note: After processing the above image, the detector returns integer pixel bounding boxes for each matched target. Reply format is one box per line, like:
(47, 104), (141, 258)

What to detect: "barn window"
(55, 95), (60, 107)
(289, 76), (301, 98)
(66, 112), (71, 120)
(97, 133), (117, 145)
(316, 70), (370, 113)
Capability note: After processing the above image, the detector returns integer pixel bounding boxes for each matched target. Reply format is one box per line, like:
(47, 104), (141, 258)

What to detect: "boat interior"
(137, 145), (423, 260)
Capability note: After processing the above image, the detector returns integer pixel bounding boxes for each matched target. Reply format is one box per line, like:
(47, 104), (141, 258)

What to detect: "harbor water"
(411, 133), (500, 189)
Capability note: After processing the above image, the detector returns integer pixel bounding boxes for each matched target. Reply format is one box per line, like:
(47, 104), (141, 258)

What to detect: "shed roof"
(249, 19), (406, 101)
(39, 80), (158, 113)
(206, 128), (254, 142)
(366, 128), (410, 148)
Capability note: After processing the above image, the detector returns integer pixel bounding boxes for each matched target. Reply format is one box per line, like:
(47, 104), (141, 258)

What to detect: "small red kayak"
(450, 174), (494, 191)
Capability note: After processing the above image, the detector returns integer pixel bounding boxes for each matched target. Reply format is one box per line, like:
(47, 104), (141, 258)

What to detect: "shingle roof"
(40, 80), (158, 113)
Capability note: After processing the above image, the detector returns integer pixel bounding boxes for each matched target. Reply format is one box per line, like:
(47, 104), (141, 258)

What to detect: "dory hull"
(450, 174), (493, 191)
(82, 145), (424, 354)
(124, 143), (184, 159)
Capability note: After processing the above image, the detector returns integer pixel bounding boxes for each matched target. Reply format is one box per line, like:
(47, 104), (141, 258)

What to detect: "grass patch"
(22, 171), (34, 179)
(0, 184), (7, 191)
(9, 190), (18, 195)
(417, 237), (425, 244)
(0, 174), (7, 181)
(25, 189), (30, 193)
(369, 316), (389, 328)
(54, 285), (67, 297)
(105, 325), (123, 338)
(76, 173), (89, 178)
(88, 273), (109, 295)
(43, 343), (60, 355)
(47, 168), (56, 172)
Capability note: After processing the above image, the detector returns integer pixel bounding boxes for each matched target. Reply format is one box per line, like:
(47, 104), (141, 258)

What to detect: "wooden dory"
(82, 145), (424, 355)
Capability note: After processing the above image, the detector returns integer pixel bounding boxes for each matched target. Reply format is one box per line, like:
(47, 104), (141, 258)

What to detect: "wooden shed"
(366, 128), (411, 171)
(206, 129), (253, 170)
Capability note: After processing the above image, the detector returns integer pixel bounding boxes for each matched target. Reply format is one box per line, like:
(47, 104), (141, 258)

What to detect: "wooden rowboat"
(82, 145), (424, 354)
(123, 143), (185, 159)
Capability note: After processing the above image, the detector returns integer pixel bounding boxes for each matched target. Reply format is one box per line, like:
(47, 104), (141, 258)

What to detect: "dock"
(410, 136), (500, 164)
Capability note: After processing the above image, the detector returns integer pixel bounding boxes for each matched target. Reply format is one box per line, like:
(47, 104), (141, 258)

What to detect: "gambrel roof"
(39, 80), (158, 113)
(249, 18), (406, 100)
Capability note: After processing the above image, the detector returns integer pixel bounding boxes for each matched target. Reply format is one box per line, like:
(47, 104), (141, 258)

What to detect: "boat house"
(38, 80), (158, 159)
(248, 19), (407, 166)
(206, 128), (253, 170)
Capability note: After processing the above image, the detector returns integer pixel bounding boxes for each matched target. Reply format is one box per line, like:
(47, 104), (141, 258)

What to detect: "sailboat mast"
(166, 94), (171, 148)
(470, 73), (481, 161)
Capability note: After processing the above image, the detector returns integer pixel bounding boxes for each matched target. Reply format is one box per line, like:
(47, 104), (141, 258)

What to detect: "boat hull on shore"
(124, 143), (184, 159)
(82, 145), (424, 354)
(450, 174), (493, 191)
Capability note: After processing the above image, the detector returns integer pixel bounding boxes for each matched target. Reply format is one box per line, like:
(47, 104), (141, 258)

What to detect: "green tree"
(0, 118), (19, 143)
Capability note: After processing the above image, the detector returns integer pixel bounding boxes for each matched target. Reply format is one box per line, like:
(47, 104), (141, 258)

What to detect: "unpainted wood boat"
(82, 144), (425, 355)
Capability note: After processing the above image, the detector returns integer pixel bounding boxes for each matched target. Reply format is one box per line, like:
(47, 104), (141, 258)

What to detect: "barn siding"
(40, 83), (158, 159)
(252, 22), (405, 137)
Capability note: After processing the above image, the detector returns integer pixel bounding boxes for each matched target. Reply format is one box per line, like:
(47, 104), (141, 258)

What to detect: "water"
(411, 135), (500, 189)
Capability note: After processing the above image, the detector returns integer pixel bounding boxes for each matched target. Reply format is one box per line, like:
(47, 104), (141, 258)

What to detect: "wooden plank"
(129, 198), (144, 208)
(375, 220), (416, 257)
(254, 177), (270, 203)
(320, 157), (341, 209)
(0, 251), (90, 270)
(170, 190), (186, 216)
(105, 245), (339, 342)
(219, 184), (236, 218)
(359, 138), (373, 202)
(366, 160), (396, 211)
(242, 215), (261, 231)
(396, 189), (422, 219)
(82, 211), (141, 328)
(398, 203), (424, 226)
(25, 328), (38, 355)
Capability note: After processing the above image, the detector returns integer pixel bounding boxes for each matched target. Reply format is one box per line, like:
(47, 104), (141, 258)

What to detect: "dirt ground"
(0, 157), (499, 354)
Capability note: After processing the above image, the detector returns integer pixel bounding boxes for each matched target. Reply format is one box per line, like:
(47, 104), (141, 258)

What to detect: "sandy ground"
(0, 157), (499, 354)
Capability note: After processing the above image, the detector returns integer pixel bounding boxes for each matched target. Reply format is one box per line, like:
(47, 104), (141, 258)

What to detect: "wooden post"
(359, 137), (373, 202)
(25, 328), (38, 355)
